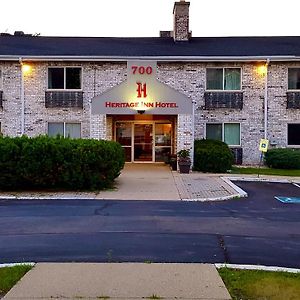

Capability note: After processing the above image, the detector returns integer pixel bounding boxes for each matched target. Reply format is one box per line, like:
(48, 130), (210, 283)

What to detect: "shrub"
(193, 139), (234, 173)
(265, 148), (300, 169)
(0, 136), (125, 190)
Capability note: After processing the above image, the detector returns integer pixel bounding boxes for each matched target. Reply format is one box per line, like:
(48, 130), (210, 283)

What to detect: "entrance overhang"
(91, 61), (192, 115)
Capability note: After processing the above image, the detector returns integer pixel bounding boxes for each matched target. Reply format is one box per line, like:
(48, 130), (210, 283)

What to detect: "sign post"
(258, 139), (269, 178)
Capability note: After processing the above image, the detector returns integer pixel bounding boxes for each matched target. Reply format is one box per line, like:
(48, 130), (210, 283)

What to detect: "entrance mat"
(275, 196), (300, 204)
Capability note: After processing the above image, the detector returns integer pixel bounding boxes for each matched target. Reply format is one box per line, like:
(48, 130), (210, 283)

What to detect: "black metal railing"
(45, 91), (83, 108)
(204, 92), (243, 110)
(286, 92), (300, 109)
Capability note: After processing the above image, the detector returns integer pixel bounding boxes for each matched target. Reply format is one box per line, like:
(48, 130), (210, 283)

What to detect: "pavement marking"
(275, 196), (300, 204)
(0, 263), (35, 268)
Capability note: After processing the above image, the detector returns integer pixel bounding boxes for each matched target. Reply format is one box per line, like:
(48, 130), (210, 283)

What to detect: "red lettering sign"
(132, 66), (153, 75)
(136, 82), (147, 98)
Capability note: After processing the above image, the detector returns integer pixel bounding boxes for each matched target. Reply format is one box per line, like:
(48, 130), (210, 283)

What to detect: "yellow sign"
(259, 139), (269, 152)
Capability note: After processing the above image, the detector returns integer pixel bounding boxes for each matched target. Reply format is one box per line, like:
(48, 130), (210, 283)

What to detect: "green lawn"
(231, 166), (300, 176)
(0, 265), (33, 297)
(219, 268), (300, 300)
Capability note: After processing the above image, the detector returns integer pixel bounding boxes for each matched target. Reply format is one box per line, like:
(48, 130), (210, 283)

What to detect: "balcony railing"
(204, 92), (243, 110)
(45, 91), (83, 108)
(287, 92), (300, 109)
(231, 147), (243, 165)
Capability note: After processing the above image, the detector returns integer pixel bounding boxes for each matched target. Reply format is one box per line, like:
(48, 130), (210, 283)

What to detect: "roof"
(1, 35), (300, 60)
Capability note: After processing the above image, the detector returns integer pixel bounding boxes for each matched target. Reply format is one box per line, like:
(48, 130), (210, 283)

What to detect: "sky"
(1, 0), (300, 37)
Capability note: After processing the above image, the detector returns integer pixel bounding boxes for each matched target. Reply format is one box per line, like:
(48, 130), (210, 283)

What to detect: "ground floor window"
(288, 124), (300, 145)
(48, 122), (81, 138)
(206, 123), (240, 146)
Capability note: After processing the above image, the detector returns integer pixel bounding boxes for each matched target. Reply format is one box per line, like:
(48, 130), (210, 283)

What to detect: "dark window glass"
(66, 68), (81, 89)
(288, 124), (300, 145)
(206, 124), (222, 141)
(206, 69), (223, 90)
(288, 69), (300, 90)
(48, 68), (64, 89)
(48, 123), (64, 137)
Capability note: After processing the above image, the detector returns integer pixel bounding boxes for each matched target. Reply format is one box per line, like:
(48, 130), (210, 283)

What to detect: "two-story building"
(0, 0), (299, 165)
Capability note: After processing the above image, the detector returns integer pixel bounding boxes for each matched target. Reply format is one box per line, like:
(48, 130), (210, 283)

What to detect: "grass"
(231, 166), (300, 176)
(0, 265), (33, 297)
(219, 268), (300, 300)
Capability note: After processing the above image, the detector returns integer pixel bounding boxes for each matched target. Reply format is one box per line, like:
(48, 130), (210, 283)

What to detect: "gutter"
(1, 55), (300, 62)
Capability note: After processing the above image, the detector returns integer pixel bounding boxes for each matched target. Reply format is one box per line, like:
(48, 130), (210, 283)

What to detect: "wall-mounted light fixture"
(21, 64), (32, 75)
(257, 64), (268, 76)
(137, 110), (145, 115)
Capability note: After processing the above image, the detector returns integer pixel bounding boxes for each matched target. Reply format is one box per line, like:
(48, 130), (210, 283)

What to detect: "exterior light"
(22, 64), (32, 74)
(257, 64), (268, 76)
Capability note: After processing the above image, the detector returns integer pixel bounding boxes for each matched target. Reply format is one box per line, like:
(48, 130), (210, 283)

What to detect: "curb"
(0, 196), (98, 200)
(221, 177), (248, 197)
(0, 262), (35, 268)
(226, 176), (290, 183)
(215, 263), (300, 274)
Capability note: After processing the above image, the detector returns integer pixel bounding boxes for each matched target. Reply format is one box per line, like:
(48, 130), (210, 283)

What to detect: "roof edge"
(0, 55), (300, 62)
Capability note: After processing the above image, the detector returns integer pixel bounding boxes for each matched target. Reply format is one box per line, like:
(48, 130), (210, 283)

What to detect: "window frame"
(287, 68), (300, 91)
(205, 67), (242, 92)
(47, 122), (82, 138)
(47, 66), (83, 91)
(287, 123), (300, 147)
(205, 122), (241, 147)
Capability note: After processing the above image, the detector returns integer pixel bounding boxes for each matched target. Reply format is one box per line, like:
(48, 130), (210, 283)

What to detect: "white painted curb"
(0, 262), (35, 268)
(215, 263), (300, 274)
(226, 176), (290, 183)
(221, 177), (248, 198)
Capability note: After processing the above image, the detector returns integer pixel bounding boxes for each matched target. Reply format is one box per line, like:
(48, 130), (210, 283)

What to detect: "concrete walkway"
(4, 263), (231, 300)
(0, 163), (245, 201)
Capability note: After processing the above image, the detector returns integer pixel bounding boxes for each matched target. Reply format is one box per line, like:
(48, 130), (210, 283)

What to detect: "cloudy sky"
(1, 0), (299, 37)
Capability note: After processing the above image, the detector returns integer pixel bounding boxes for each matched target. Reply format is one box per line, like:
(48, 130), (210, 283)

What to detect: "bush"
(0, 136), (125, 190)
(265, 148), (300, 169)
(194, 139), (234, 173)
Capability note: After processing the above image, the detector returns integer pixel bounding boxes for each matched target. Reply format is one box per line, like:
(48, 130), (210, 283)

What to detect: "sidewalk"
(4, 263), (231, 300)
(0, 163), (246, 201)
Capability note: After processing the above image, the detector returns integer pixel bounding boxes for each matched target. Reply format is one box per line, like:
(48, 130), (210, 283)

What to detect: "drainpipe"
(19, 58), (25, 135)
(191, 100), (196, 167)
(264, 59), (270, 140)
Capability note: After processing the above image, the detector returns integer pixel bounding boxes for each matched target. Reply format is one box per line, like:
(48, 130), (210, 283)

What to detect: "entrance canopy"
(91, 61), (192, 115)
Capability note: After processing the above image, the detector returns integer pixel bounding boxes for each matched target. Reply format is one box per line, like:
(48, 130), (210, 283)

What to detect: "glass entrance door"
(134, 124), (153, 162)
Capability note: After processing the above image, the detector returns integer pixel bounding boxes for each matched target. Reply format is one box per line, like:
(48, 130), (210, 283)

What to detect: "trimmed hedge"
(0, 136), (125, 190)
(194, 139), (234, 173)
(265, 148), (300, 169)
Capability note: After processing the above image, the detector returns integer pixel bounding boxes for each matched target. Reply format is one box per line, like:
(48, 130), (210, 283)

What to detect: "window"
(288, 68), (300, 90)
(48, 67), (82, 90)
(48, 122), (81, 138)
(288, 124), (300, 145)
(206, 123), (240, 146)
(206, 68), (241, 91)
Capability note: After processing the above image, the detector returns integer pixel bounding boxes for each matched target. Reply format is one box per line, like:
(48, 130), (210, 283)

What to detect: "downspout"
(19, 58), (25, 135)
(191, 100), (196, 168)
(264, 59), (270, 140)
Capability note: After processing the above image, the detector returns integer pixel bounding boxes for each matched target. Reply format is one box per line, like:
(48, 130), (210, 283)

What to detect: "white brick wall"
(0, 60), (299, 165)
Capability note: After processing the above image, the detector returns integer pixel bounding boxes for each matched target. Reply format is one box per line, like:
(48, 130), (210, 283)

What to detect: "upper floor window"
(206, 68), (241, 91)
(48, 67), (82, 90)
(288, 68), (300, 90)
(206, 123), (241, 146)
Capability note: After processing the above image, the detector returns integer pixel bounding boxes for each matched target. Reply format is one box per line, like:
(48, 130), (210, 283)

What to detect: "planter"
(178, 160), (191, 173)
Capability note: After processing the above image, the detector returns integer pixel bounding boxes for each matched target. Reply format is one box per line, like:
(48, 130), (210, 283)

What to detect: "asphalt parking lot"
(0, 181), (299, 267)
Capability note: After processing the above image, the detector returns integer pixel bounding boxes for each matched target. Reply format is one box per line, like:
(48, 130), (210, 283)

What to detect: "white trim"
(2, 55), (300, 62)
(205, 67), (242, 92)
(47, 66), (83, 90)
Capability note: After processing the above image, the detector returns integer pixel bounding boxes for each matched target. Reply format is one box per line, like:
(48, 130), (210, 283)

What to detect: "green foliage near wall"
(194, 139), (234, 173)
(0, 136), (125, 190)
(265, 148), (300, 169)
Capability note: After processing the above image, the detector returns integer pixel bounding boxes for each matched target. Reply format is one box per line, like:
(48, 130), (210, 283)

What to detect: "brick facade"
(0, 60), (299, 165)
